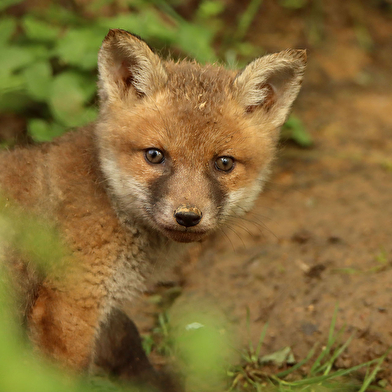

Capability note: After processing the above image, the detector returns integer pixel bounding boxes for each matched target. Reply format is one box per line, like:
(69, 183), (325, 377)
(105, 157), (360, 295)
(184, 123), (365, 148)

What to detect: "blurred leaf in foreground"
(0, 17), (17, 45)
(169, 298), (235, 392)
(0, 0), (23, 12)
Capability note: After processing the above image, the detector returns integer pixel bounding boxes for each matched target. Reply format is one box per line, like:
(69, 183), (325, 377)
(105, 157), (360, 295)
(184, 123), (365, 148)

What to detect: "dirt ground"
(126, 1), (392, 385)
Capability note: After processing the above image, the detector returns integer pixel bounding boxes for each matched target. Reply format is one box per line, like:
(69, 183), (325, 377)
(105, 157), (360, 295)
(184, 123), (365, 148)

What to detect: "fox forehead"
(104, 61), (273, 168)
(107, 97), (270, 169)
(164, 60), (235, 105)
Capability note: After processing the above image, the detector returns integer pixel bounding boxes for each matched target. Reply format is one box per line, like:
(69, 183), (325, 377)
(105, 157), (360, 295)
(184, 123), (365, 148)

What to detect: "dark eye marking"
(215, 156), (235, 172)
(145, 148), (165, 164)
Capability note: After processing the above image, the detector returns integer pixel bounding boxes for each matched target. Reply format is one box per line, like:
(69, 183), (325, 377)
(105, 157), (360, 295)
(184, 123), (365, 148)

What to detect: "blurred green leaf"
(0, 73), (25, 93)
(176, 23), (217, 63)
(24, 43), (53, 60)
(0, 0), (23, 12)
(0, 46), (35, 74)
(282, 115), (313, 147)
(22, 15), (61, 42)
(0, 91), (30, 112)
(99, 10), (176, 43)
(23, 61), (52, 101)
(170, 303), (233, 392)
(197, 0), (225, 18)
(45, 4), (83, 25)
(28, 119), (66, 142)
(98, 14), (146, 36)
(0, 17), (17, 45)
(49, 72), (97, 127)
(56, 28), (106, 70)
(235, 41), (258, 57)
(140, 9), (177, 42)
(141, 334), (154, 356)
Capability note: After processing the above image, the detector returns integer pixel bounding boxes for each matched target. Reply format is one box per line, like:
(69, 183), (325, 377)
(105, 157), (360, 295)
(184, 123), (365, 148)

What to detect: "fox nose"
(174, 205), (202, 227)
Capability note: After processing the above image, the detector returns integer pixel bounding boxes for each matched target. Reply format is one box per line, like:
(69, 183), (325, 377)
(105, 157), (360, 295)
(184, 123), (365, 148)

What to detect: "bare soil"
(128, 1), (392, 386)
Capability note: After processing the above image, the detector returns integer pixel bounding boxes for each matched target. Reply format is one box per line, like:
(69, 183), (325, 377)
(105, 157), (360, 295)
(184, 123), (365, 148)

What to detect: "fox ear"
(234, 49), (306, 127)
(98, 29), (167, 104)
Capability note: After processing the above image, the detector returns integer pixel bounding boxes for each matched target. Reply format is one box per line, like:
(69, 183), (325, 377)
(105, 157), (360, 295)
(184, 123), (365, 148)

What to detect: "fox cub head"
(96, 29), (306, 243)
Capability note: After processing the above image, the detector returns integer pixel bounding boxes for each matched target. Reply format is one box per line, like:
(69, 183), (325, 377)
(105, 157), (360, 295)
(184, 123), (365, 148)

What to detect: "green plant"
(142, 311), (174, 357)
(0, 0), (274, 144)
(281, 114), (313, 147)
(0, 0), (219, 143)
(228, 306), (388, 391)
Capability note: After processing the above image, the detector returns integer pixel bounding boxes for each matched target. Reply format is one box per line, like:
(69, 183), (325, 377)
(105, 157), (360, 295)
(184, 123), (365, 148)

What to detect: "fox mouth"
(161, 227), (208, 243)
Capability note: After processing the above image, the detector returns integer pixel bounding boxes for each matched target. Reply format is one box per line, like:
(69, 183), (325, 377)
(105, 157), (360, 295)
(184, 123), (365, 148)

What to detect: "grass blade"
(286, 357), (384, 387)
(246, 307), (254, 355)
(319, 333), (355, 375)
(358, 348), (390, 392)
(310, 304), (339, 374)
(255, 322), (268, 359)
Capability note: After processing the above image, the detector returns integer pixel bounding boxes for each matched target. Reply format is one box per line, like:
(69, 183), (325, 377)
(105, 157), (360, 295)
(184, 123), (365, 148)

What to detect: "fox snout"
(173, 205), (203, 228)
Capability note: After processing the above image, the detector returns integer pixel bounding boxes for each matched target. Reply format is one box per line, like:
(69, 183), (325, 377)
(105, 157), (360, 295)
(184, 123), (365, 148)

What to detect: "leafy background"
(0, 0), (309, 146)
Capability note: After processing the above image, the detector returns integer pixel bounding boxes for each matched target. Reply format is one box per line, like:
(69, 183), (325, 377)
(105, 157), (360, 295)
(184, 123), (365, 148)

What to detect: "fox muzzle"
(174, 205), (203, 227)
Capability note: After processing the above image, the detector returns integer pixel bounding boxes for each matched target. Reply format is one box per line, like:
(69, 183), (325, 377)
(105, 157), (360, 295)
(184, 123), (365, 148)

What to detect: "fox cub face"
(96, 29), (306, 243)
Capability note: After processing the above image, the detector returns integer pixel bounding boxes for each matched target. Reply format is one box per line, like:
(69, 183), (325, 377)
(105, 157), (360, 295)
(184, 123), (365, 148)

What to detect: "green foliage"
(197, 0), (225, 18)
(282, 114), (313, 147)
(0, 0), (23, 12)
(143, 304), (389, 391)
(142, 311), (174, 357)
(0, 198), (66, 268)
(168, 301), (235, 392)
(0, 0), (307, 146)
(0, 0), (271, 143)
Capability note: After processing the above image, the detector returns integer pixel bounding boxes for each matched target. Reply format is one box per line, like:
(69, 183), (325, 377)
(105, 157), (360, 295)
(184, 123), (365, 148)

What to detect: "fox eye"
(145, 148), (164, 164)
(215, 156), (235, 172)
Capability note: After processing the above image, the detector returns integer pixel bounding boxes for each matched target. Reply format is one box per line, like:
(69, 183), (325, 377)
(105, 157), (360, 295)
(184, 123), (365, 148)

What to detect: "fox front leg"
(91, 308), (182, 392)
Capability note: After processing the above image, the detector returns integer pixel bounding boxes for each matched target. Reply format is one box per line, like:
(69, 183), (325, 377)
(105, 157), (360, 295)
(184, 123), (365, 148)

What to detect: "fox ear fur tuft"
(234, 49), (306, 127)
(98, 29), (167, 104)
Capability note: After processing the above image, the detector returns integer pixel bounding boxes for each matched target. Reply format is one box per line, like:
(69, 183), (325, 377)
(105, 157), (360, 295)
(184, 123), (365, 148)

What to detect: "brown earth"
(126, 0), (392, 387)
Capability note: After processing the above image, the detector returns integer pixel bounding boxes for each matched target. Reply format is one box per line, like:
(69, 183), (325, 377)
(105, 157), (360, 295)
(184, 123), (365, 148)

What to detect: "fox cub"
(0, 29), (305, 388)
